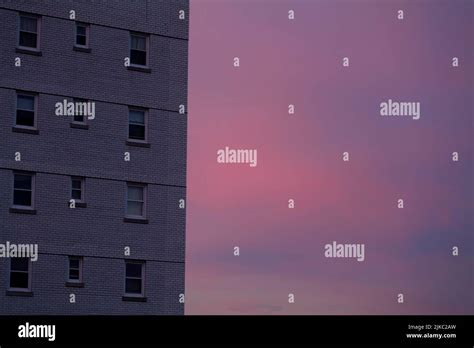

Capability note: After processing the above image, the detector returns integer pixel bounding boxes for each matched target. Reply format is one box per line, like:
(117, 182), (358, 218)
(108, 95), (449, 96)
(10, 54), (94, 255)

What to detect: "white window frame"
(71, 98), (89, 125)
(15, 92), (38, 130)
(124, 260), (145, 297)
(68, 256), (83, 283)
(9, 257), (32, 292)
(75, 22), (89, 48)
(12, 171), (35, 210)
(129, 32), (149, 67)
(71, 177), (85, 203)
(127, 108), (148, 143)
(18, 13), (41, 51)
(126, 183), (147, 219)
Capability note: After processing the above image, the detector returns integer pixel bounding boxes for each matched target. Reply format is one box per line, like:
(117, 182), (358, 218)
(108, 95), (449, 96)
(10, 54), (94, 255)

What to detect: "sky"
(185, 0), (473, 315)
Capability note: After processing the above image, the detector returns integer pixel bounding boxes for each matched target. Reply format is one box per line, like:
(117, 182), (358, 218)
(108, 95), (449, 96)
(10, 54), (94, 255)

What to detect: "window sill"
(6, 290), (34, 297)
(10, 207), (37, 215)
(12, 126), (39, 135)
(70, 122), (89, 130)
(123, 217), (148, 224)
(16, 47), (42, 56)
(127, 65), (151, 73)
(65, 281), (85, 288)
(68, 202), (87, 208)
(122, 296), (147, 302)
(126, 140), (150, 148)
(73, 46), (91, 53)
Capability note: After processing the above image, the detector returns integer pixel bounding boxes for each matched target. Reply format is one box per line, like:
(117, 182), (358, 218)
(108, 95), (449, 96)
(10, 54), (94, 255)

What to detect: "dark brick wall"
(0, 91), (187, 187)
(0, 0), (189, 39)
(0, 5), (189, 116)
(0, 253), (184, 315)
(0, 0), (187, 315)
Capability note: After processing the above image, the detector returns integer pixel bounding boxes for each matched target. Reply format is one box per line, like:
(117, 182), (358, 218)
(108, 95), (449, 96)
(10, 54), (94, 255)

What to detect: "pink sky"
(185, 0), (473, 314)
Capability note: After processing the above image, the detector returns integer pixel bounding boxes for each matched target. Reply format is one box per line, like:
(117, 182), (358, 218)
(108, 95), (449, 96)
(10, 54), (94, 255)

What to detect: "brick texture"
(0, 0), (188, 315)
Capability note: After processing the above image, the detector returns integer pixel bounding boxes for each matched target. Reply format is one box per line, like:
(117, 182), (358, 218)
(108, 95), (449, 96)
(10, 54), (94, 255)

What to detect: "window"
(125, 261), (144, 296)
(73, 113), (86, 123)
(13, 172), (34, 208)
(68, 256), (83, 282)
(130, 33), (148, 66)
(75, 23), (89, 47)
(70, 98), (90, 130)
(10, 258), (31, 290)
(19, 14), (40, 49)
(16, 93), (36, 128)
(71, 177), (84, 202)
(72, 99), (87, 124)
(74, 113), (85, 123)
(128, 109), (146, 141)
(126, 184), (146, 218)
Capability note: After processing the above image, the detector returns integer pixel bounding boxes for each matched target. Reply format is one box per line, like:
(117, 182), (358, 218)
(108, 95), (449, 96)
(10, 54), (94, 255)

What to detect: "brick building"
(0, 0), (188, 314)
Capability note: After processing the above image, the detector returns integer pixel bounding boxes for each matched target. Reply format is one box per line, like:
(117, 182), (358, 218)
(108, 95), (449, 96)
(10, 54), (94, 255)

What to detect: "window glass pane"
(130, 50), (146, 66)
(17, 95), (34, 110)
(19, 32), (37, 48)
(11, 258), (29, 272)
(72, 190), (81, 200)
(125, 279), (142, 294)
(131, 35), (146, 50)
(69, 269), (80, 280)
(20, 16), (37, 32)
(129, 111), (144, 124)
(72, 179), (82, 190)
(76, 25), (86, 36)
(126, 263), (142, 278)
(10, 272), (29, 288)
(16, 110), (35, 127)
(129, 125), (145, 140)
(73, 114), (85, 123)
(127, 201), (143, 216)
(128, 186), (143, 201)
(76, 35), (86, 46)
(14, 174), (32, 190)
(70, 259), (80, 269)
(14, 190), (32, 206)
